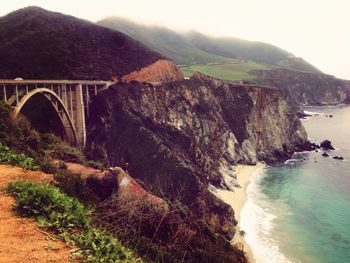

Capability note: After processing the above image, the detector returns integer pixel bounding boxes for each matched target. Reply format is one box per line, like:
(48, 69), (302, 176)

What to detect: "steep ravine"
(86, 73), (310, 240)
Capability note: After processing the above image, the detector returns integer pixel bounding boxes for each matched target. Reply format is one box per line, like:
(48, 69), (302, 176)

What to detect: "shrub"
(58, 161), (68, 170)
(0, 143), (38, 170)
(40, 133), (61, 149)
(53, 143), (85, 163)
(38, 157), (58, 174)
(96, 194), (246, 263)
(0, 101), (41, 157)
(54, 171), (97, 205)
(41, 133), (86, 163)
(6, 180), (90, 232)
(85, 160), (105, 170)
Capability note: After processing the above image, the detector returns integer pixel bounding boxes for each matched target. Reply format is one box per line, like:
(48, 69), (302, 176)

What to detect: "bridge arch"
(11, 88), (78, 146)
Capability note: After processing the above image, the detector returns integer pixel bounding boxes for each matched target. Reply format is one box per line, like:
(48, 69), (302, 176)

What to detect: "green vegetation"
(6, 180), (90, 232)
(74, 228), (140, 262)
(98, 17), (320, 74)
(0, 101), (42, 158)
(40, 133), (86, 163)
(0, 101), (85, 166)
(53, 171), (97, 206)
(0, 143), (38, 170)
(181, 61), (273, 81)
(6, 180), (141, 262)
(0, 100), (98, 173)
(85, 160), (105, 170)
(98, 17), (235, 65)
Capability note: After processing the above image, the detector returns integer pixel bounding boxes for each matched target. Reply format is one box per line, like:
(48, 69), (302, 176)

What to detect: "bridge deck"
(0, 80), (113, 85)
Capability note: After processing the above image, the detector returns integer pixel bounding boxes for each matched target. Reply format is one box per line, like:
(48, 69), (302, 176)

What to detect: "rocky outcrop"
(87, 167), (168, 206)
(249, 69), (350, 105)
(86, 72), (309, 240)
(320, 140), (335, 150)
(122, 59), (184, 82)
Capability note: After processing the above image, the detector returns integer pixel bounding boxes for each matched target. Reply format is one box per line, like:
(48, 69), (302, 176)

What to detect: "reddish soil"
(122, 59), (184, 83)
(0, 164), (73, 263)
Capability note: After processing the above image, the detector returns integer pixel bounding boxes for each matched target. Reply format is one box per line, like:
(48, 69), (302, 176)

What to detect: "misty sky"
(1, 0), (350, 79)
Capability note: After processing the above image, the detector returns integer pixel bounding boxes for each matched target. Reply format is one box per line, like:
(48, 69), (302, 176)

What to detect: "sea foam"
(240, 167), (297, 263)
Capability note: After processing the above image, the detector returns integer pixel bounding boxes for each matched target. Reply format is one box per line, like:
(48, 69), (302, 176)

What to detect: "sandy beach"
(213, 163), (265, 263)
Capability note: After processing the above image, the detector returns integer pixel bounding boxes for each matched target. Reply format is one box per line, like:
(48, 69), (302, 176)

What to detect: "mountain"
(98, 17), (320, 74)
(98, 17), (234, 65)
(0, 7), (183, 81)
(98, 17), (350, 106)
(185, 31), (321, 73)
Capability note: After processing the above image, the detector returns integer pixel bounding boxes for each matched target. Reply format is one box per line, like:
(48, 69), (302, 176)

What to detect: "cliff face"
(121, 59), (184, 82)
(250, 69), (350, 105)
(86, 73), (309, 239)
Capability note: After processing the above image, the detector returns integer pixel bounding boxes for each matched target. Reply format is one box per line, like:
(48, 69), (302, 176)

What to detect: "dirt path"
(0, 164), (73, 263)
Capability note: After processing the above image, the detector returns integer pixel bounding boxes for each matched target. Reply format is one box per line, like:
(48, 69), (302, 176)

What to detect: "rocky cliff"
(86, 72), (309, 240)
(249, 69), (350, 105)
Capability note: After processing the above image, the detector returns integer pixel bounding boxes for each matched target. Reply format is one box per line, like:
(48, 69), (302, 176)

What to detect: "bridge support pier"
(75, 83), (86, 148)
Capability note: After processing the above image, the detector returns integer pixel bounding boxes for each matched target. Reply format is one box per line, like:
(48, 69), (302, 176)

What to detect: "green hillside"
(181, 61), (274, 81)
(186, 31), (321, 73)
(98, 17), (235, 65)
(98, 17), (321, 78)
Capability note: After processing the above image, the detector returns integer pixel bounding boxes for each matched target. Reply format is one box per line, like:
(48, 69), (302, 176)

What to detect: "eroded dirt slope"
(0, 165), (72, 263)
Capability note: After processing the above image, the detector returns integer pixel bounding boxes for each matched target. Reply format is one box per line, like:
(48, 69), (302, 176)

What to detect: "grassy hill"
(181, 61), (274, 81)
(186, 31), (321, 73)
(0, 7), (164, 80)
(98, 17), (321, 80)
(98, 17), (235, 65)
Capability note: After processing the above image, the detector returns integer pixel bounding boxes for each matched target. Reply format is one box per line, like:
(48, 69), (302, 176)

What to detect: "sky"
(1, 0), (350, 79)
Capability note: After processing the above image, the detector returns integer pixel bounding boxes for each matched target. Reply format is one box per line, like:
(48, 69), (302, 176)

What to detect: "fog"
(2, 0), (350, 79)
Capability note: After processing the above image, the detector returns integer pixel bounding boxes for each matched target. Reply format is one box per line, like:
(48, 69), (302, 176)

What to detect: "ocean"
(241, 105), (350, 263)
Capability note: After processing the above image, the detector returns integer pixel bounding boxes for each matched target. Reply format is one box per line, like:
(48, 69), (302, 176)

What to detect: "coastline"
(213, 163), (265, 263)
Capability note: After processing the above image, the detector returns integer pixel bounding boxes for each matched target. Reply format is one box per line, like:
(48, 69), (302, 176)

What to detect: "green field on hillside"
(180, 61), (273, 81)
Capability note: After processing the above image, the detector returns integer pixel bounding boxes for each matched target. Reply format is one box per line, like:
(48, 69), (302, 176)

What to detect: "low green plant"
(74, 227), (140, 263)
(6, 180), (90, 232)
(6, 180), (141, 262)
(0, 143), (38, 170)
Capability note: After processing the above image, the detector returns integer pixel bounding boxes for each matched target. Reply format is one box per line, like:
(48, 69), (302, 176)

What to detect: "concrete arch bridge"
(0, 80), (112, 148)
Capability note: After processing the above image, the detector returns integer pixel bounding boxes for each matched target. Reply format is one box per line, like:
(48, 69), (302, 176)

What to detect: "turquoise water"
(241, 105), (350, 263)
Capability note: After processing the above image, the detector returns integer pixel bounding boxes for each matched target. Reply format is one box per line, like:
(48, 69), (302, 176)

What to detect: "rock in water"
(239, 230), (246, 237)
(333, 156), (344, 160)
(320, 140), (335, 150)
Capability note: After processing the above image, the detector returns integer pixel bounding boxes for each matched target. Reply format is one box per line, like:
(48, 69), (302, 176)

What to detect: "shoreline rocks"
(320, 140), (335, 150)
